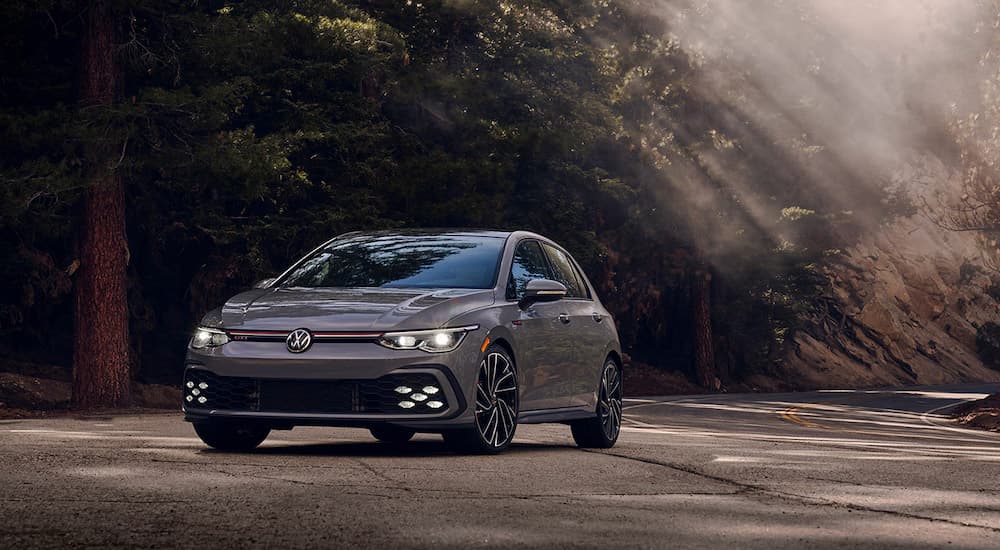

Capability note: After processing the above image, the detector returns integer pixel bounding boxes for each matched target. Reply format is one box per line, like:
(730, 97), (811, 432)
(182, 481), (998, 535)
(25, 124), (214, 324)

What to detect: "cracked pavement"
(2, 383), (1000, 548)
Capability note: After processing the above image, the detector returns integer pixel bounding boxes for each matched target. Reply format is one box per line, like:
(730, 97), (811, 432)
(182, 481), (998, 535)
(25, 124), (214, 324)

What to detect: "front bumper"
(181, 338), (481, 430)
(182, 365), (466, 428)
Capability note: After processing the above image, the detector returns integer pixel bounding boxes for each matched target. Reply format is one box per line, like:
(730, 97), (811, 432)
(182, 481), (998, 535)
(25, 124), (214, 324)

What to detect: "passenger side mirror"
(519, 279), (567, 309)
(253, 278), (276, 289)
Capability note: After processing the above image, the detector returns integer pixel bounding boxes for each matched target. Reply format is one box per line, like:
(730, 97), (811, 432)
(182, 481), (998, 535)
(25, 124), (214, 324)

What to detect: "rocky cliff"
(760, 215), (1000, 390)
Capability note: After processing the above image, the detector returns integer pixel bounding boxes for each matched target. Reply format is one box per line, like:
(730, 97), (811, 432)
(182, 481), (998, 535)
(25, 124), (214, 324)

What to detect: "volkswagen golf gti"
(182, 229), (623, 454)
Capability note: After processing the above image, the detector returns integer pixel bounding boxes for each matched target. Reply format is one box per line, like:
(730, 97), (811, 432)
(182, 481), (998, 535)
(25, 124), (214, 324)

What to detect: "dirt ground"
(0, 366), (181, 419)
(952, 392), (1000, 432)
(622, 361), (703, 396)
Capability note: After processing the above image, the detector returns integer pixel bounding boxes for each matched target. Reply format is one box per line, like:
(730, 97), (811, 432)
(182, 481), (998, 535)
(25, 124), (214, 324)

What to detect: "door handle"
(558, 313), (571, 324)
(592, 312), (604, 323)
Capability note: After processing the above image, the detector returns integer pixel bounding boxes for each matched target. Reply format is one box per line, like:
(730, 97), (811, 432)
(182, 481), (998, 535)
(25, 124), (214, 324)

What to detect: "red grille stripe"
(227, 329), (381, 339)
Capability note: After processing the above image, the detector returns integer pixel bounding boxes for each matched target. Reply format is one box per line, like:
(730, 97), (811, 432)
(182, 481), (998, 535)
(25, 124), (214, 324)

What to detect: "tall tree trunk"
(73, 0), (130, 409)
(692, 268), (717, 390)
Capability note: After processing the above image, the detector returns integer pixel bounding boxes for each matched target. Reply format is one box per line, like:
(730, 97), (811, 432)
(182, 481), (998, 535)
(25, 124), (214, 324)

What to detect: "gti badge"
(286, 328), (313, 353)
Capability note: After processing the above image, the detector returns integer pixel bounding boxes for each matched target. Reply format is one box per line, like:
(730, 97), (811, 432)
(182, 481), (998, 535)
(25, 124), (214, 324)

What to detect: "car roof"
(341, 228), (512, 239)
(332, 229), (567, 250)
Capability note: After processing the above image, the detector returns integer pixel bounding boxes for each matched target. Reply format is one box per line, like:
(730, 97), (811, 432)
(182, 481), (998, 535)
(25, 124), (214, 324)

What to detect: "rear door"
(507, 240), (575, 411)
(540, 243), (605, 408)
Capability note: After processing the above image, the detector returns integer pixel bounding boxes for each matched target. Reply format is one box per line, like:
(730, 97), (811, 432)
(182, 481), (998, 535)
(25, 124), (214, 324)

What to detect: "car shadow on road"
(201, 440), (577, 458)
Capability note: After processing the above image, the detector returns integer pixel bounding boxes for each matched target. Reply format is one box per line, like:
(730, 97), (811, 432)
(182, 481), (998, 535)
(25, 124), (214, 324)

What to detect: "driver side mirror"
(253, 277), (276, 289)
(518, 279), (567, 310)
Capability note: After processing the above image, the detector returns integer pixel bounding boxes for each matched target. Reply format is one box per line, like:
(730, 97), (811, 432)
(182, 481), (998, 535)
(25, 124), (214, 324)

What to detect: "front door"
(506, 240), (575, 411)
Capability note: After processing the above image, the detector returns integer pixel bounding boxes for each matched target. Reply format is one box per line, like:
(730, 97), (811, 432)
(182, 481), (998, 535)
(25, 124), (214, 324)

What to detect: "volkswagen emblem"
(286, 328), (313, 353)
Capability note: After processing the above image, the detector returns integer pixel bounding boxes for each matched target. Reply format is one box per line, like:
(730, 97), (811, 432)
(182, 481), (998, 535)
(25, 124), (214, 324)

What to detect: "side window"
(541, 244), (586, 299)
(506, 240), (552, 300)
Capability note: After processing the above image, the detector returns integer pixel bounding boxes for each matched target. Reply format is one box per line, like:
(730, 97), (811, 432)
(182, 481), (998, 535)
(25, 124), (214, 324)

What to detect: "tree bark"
(73, 0), (130, 409)
(692, 268), (717, 390)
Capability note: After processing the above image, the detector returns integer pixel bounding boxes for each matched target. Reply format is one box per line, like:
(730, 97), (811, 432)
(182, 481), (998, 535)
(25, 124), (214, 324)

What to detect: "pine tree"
(72, 0), (130, 408)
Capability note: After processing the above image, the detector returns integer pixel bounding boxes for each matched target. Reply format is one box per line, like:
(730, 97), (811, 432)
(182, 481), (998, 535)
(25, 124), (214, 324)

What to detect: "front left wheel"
(370, 425), (416, 444)
(193, 421), (270, 451)
(444, 345), (519, 454)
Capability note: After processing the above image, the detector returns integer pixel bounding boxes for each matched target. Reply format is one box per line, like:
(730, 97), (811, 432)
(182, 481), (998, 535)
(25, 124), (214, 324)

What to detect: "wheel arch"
(489, 336), (517, 370)
(482, 324), (519, 372)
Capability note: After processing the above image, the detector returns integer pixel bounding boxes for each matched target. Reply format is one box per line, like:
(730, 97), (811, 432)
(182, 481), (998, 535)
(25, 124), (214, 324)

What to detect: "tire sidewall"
(193, 420), (269, 451)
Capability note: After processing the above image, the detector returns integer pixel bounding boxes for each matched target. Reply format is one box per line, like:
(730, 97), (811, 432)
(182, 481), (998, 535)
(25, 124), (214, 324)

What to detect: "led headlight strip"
(377, 325), (479, 353)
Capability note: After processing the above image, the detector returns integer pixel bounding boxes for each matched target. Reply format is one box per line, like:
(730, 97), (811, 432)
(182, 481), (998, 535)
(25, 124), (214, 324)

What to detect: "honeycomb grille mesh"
(183, 369), (448, 414)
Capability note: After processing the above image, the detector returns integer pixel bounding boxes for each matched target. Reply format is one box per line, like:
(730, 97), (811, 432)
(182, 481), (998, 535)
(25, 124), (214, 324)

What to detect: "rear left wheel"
(444, 345), (518, 454)
(571, 359), (622, 448)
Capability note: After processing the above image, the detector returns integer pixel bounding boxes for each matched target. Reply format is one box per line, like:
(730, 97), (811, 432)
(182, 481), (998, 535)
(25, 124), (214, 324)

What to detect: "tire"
(369, 425), (416, 444)
(444, 344), (519, 454)
(193, 421), (270, 451)
(571, 358), (622, 449)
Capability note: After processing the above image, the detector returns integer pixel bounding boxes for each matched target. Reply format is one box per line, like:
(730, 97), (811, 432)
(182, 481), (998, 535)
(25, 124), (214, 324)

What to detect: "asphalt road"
(3, 384), (1000, 549)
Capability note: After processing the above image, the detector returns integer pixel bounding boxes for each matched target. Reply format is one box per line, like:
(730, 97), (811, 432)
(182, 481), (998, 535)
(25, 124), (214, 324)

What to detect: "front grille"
(183, 369), (448, 415)
(259, 379), (356, 413)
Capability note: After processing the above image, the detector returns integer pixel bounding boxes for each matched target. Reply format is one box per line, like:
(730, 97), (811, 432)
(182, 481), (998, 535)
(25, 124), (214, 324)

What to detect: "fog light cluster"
(185, 380), (208, 405)
(395, 384), (444, 410)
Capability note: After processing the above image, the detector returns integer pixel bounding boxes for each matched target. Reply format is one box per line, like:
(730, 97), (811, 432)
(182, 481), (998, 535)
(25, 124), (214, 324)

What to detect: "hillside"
(772, 215), (1000, 390)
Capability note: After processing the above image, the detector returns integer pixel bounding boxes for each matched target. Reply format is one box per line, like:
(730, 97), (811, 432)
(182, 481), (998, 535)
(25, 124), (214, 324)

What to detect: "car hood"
(207, 287), (495, 332)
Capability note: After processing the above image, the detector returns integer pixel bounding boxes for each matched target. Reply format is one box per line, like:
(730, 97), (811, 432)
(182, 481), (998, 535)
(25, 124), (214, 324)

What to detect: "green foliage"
(1, 0), (900, 382)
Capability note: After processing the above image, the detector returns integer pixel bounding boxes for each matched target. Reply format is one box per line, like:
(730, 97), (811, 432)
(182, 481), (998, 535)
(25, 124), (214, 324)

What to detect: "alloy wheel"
(475, 351), (518, 448)
(599, 362), (622, 440)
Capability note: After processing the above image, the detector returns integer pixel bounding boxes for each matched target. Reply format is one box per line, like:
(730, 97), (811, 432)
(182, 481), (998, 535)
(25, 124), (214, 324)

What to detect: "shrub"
(976, 322), (1000, 369)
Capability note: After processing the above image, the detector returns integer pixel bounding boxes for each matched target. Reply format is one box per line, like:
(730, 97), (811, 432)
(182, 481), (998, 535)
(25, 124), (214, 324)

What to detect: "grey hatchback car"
(183, 230), (623, 454)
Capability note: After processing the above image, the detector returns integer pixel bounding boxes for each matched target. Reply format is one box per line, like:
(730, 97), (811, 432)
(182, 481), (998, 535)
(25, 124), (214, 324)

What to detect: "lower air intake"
(183, 369), (448, 415)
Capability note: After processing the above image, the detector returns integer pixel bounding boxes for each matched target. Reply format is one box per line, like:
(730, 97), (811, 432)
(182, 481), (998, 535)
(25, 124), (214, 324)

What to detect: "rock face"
(773, 215), (1000, 389)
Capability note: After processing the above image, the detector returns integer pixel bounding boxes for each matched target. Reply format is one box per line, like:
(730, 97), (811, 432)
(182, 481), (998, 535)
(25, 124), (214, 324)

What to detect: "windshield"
(278, 234), (505, 289)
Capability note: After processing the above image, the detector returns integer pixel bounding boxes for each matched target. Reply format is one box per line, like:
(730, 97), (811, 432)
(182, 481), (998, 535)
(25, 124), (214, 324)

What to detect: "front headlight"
(190, 327), (230, 349)
(377, 325), (479, 353)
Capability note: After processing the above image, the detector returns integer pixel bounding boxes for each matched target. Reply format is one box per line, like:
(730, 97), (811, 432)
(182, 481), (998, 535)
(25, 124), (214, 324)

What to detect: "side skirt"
(517, 406), (595, 424)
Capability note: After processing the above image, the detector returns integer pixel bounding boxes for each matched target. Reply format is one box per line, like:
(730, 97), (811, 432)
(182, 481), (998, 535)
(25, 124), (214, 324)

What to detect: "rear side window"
(541, 243), (587, 299)
(506, 240), (552, 300)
